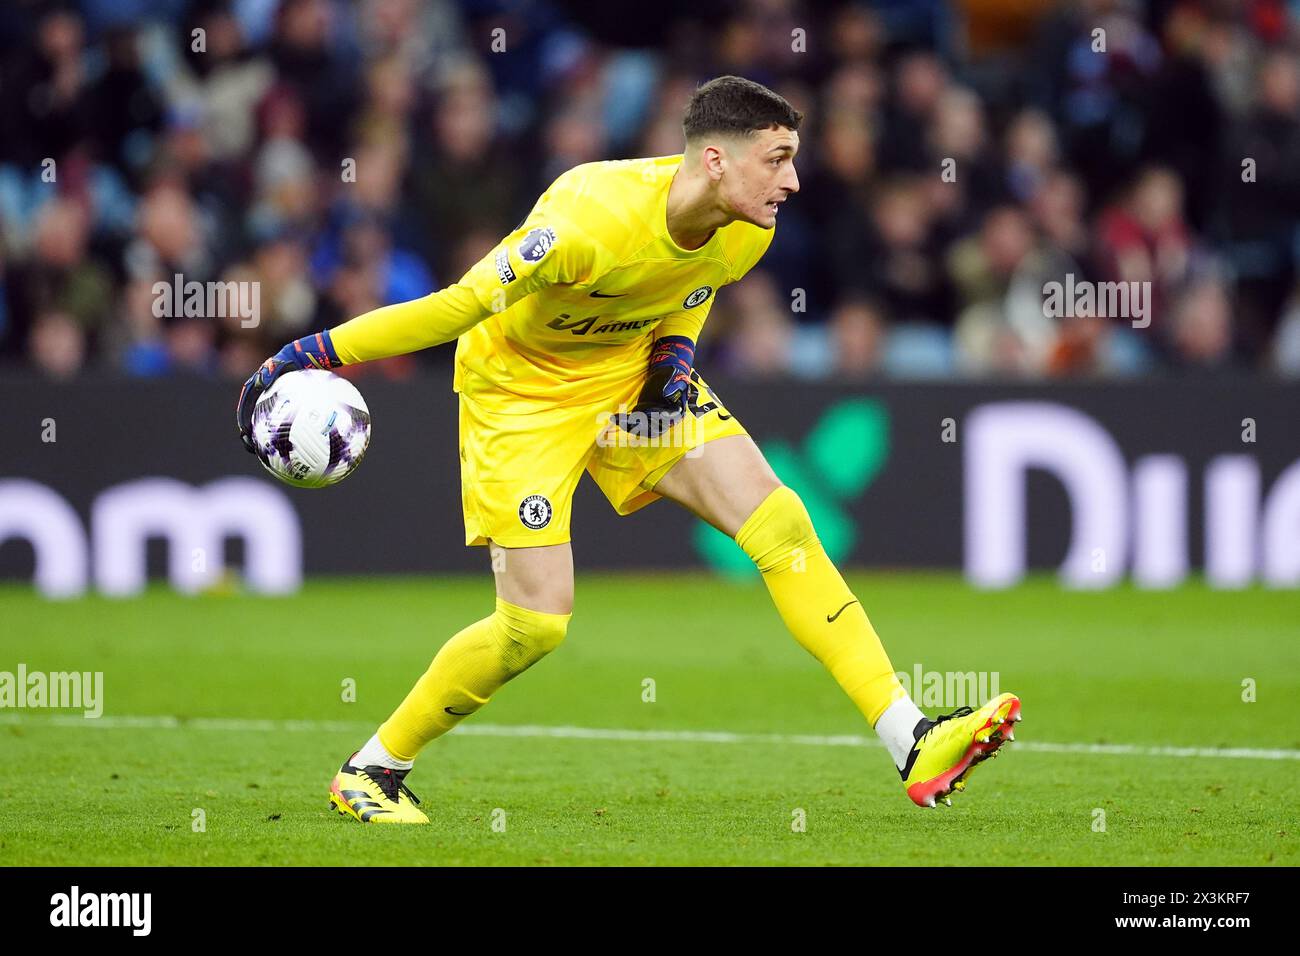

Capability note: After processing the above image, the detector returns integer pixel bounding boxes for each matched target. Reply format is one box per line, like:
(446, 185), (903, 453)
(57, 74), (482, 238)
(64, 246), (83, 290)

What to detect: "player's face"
(723, 126), (800, 228)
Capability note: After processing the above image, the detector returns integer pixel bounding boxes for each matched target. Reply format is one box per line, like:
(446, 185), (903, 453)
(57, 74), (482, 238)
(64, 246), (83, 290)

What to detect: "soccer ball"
(250, 369), (371, 488)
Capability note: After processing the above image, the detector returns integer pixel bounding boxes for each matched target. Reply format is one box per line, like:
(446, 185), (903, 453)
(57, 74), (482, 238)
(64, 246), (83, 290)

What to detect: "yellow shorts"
(458, 370), (747, 547)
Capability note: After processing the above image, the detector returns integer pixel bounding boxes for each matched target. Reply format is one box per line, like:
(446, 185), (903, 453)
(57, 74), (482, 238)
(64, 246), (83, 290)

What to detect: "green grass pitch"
(2, 573), (1296, 866)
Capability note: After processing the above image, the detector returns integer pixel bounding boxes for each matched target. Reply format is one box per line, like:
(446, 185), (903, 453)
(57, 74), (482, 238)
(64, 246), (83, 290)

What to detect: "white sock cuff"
(874, 697), (926, 770)
(353, 732), (414, 771)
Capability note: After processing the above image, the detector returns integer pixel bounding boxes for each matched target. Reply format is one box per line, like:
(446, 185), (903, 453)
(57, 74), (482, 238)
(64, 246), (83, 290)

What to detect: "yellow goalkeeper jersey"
(330, 154), (775, 409)
(455, 154), (773, 406)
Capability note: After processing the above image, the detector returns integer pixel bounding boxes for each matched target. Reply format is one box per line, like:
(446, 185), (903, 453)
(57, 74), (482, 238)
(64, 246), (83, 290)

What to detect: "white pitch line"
(1, 712), (1297, 761)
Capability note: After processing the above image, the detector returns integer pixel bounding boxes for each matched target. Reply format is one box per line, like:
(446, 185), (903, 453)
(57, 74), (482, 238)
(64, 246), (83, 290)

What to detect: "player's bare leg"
(651, 434), (782, 535)
(330, 542), (573, 823)
(652, 434), (1020, 807)
(489, 540), (575, 614)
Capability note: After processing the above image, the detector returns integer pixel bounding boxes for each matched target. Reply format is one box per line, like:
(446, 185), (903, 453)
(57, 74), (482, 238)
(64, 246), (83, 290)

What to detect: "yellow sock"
(736, 485), (905, 726)
(377, 597), (570, 761)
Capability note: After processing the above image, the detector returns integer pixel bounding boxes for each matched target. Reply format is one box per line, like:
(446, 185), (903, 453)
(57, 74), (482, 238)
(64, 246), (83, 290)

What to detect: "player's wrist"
(648, 335), (694, 407)
(280, 330), (343, 371)
(649, 334), (693, 373)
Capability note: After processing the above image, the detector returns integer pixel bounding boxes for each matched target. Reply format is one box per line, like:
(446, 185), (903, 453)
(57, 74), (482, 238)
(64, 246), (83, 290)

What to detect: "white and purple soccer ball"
(250, 369), (371, 488)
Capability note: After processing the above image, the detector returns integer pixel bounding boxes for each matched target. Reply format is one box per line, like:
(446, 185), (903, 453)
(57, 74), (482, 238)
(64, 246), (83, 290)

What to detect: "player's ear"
(699, 143), (726, 181)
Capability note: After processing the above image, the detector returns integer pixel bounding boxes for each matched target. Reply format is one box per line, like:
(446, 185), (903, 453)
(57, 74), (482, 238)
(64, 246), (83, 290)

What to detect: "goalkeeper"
(236, 76), (1020, 823)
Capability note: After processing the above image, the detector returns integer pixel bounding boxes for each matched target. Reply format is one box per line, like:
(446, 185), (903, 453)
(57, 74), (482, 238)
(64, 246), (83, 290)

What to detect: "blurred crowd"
(4, 0), (1300, 382)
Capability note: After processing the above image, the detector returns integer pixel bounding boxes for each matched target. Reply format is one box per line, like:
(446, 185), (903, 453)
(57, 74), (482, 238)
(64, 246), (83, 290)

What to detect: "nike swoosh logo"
(444, 706), (474, 716)
(827, 600), (859, 622)
(718, 413), (732, 420)
(588, 290), (626, 297)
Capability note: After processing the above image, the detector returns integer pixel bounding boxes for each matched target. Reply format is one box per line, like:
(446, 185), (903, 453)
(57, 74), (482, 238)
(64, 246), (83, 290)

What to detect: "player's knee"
(519, 611), (569, 658)
(736, 485), (821, 573)
(761, 486), (820, 553)
(493, 599), (570, 674)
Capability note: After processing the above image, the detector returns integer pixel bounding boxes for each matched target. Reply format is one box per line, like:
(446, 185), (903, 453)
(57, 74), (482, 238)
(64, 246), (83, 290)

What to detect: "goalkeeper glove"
(236, 330), (342, 454)
(612, 335), (695, 440)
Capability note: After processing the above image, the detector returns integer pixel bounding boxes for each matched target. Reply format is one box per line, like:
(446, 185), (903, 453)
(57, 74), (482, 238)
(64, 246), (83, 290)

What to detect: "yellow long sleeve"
(656, 303), (713, 343)
(329, 197), (599, 367)
(329, 282), (489, 365)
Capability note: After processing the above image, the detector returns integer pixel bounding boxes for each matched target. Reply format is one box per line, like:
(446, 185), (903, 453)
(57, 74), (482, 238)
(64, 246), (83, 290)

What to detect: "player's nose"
(782, 163), (800, 195)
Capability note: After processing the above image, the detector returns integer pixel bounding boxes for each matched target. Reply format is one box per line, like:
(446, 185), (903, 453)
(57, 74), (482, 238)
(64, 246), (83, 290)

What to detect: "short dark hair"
(682, 75), (803, 145)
